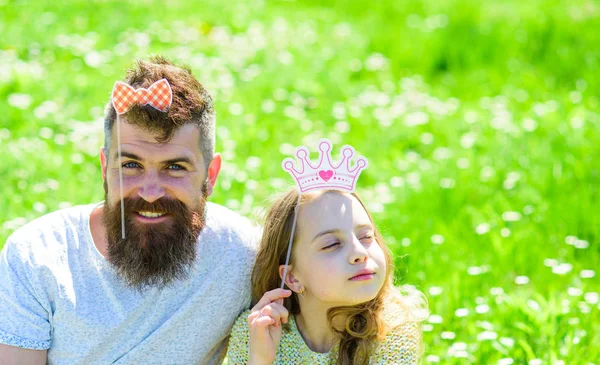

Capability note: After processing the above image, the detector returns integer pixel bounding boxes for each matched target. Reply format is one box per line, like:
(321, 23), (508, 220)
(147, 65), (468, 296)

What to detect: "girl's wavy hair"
(251, 188), (428, 365)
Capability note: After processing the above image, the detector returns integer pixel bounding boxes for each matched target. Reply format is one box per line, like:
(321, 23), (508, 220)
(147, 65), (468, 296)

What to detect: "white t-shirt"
(0, 202), (259, 365)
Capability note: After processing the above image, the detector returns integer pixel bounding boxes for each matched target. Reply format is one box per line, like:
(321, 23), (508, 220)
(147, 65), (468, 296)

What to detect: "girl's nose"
(349, 236), (369, 264)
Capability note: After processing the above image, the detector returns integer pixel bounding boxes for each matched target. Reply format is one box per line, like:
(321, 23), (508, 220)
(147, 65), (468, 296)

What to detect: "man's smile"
(134, 211), (169, 223)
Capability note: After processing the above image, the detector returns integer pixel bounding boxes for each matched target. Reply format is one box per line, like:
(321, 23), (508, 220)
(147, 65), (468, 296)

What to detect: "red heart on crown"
(318, 170), (334, 182)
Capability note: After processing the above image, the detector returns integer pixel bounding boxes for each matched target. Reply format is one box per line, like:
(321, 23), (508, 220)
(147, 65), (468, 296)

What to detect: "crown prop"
(110, 78), (173, 238)
(279, 139), (368, 289)
(282, 139), (368, 193)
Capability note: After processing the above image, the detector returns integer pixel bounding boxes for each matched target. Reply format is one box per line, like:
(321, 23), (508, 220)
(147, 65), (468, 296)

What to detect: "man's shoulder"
(4, 203), (96, 256)
(204, 202), (261, 249)
(205, 202), (253, 226)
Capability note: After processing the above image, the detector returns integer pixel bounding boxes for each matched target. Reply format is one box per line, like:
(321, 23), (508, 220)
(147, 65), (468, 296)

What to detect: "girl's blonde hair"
(251, 188), (428, 365)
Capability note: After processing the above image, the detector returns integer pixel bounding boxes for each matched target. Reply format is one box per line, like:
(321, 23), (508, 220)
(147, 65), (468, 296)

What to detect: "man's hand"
(0, 344), (47, 365)
(247, 288), (292, 365)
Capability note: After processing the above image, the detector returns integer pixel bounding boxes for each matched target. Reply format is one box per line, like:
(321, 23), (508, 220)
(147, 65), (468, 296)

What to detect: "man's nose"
(137, 171), (165, 203)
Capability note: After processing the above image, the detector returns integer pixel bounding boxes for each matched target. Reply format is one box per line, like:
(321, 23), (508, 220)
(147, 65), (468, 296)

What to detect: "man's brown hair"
(104, 55), (215, 169)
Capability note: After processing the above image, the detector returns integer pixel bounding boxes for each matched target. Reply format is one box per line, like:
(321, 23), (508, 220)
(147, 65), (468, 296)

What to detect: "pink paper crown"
(282, 139), (368, 193)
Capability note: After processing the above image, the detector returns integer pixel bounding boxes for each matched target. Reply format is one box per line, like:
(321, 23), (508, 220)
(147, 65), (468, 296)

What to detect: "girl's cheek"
(309, 267), (339, 298)
(314, 287), (338, 299)
(318, 255), (339, 273)
(371, 246), (387, 266)
(313, 257), (341, 287)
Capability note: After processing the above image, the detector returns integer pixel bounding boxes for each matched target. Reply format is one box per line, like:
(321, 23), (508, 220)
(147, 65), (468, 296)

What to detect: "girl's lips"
(349, 269), (376, 281)
(349, 273), (375, 281)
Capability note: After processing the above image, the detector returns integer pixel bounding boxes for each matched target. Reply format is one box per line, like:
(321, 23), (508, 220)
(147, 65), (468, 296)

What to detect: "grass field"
(1, 1), (599, 363)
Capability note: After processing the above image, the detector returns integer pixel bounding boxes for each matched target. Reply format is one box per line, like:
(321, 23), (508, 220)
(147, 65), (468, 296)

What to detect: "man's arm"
(0, 237), (52, 361)
(0, 344), (46, 365)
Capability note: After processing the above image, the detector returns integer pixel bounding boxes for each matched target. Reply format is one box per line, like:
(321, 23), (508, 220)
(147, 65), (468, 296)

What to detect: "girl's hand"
(247, 288), (292, 365)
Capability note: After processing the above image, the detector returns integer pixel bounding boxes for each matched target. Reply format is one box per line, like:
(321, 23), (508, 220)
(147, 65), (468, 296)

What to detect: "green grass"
(1, 0), (599, 363)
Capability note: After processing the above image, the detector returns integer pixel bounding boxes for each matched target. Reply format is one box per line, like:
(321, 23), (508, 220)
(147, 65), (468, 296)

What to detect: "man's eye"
(168, 164), (185, 171)
(323, 242), (340, 250)
(123, 162), (139, 169)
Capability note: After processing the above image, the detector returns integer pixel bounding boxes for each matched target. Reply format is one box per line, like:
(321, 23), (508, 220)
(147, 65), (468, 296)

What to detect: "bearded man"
(0, 56), (258, 364)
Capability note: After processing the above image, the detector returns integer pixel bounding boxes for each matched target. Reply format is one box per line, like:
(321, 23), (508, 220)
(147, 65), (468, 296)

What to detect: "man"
(0, 56), (258, 364)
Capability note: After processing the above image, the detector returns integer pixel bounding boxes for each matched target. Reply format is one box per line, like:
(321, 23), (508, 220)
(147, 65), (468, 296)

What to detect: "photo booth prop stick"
(280, 139), (368, 289)
(110, 78), (173, 238)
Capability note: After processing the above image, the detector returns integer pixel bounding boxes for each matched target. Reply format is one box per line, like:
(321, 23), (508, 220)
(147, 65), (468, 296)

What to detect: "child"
(226, 187), (429, 364)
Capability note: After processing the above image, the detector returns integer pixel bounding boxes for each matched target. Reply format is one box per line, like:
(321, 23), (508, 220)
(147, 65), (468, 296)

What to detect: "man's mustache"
(122, 197), (189, 216)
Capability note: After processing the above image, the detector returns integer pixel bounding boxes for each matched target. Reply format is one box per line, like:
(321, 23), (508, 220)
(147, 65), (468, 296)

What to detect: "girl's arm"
(226, 289), (292, 365)
(247, 289), (291, 365)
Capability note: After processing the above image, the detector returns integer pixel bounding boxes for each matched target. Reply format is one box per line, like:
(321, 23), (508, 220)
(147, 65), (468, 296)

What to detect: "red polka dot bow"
(111, 78), (172, 115)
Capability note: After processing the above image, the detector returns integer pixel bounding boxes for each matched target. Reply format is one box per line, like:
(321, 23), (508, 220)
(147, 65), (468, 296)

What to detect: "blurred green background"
(1, 0), (599, 363)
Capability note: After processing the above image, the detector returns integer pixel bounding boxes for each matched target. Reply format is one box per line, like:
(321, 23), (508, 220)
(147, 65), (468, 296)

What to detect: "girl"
(227, 188), (428, 364)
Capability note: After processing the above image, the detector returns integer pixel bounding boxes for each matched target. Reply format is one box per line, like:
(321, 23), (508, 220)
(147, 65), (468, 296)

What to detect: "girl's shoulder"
(369, 285), (429, 364)
(228, 310), (335, 364)
(381, 320), (421, 348)
(230, 308), (252, 338)
(226, 309), (252, 364)
(371, 321), (422, 365)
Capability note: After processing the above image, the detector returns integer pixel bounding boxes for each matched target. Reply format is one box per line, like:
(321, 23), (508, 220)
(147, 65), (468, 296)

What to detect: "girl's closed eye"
(360, 232), (374, 243)
(322, 240), (341, 250)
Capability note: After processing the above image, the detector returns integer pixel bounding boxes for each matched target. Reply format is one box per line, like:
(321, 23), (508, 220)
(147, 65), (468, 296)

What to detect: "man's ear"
(278, 265), (302, 293)
(100, 147), (108, 182)
(206, 153), (222, 197)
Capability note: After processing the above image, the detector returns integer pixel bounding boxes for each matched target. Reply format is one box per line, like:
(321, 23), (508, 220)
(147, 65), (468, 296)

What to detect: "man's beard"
(102, 183), (207, 291)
